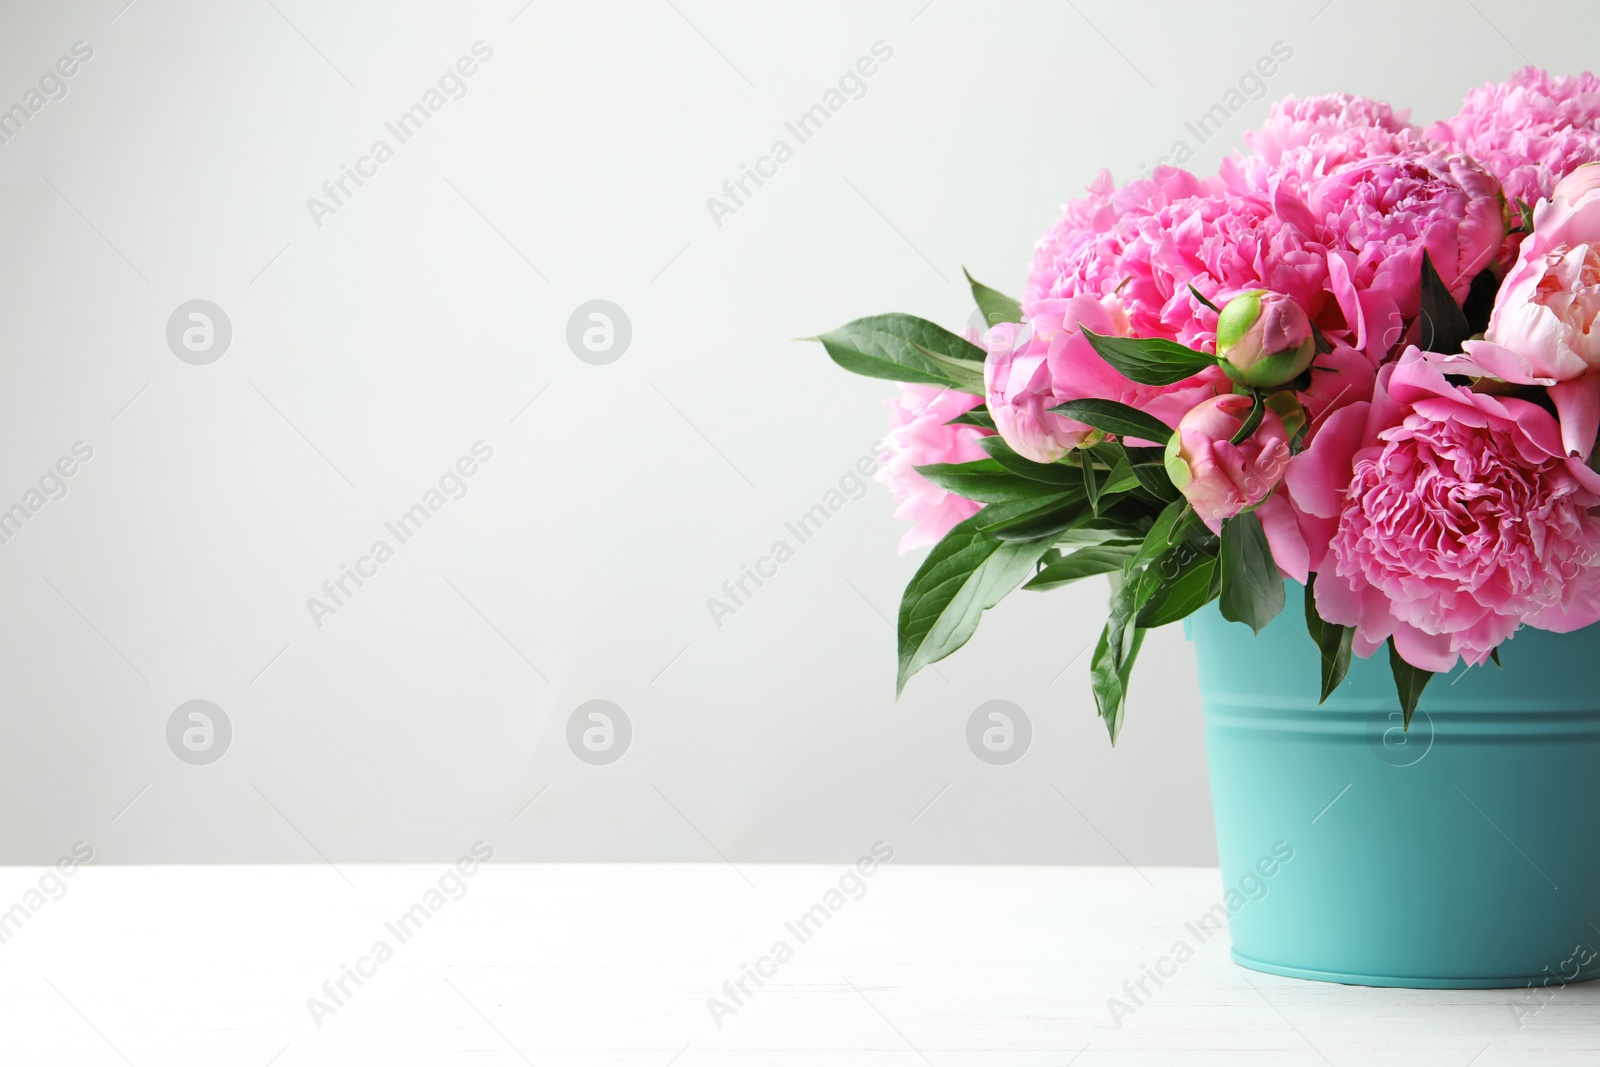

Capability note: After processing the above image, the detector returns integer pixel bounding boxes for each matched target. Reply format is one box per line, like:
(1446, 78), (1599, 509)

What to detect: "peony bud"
(1163, 394), (1291, 526)
(1214, 290), (1316, 388)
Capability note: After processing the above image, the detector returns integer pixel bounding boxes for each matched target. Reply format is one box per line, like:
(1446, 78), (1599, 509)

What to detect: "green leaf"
(977, 436), (1080, 485)
(1490, 647), (1503, 669)
(1127, 499), (1196, 574)
(1218, 511), (1284, 633)
(1050, 398), (1175, 445)
(977, 496), (1091, 542)
(1229, 392), (1265, 445)
(1080, 452), (1101, 515)
(1188, 283), (1221, 314)
(896, 512), (1057, 694)
(1303, 572), (1354, 704)
(1135, 545), (1220, 628)
(812, 314), (985, 389)
(1091, 580), (1147, 744)
(964, 268), (1023, 328)
(1515, 197), (1535, 232)
(1462, 267), (1500, 336)
(1418, 250), (1471, 355)
(1101, 451), (1139, 495)
(909, 339), (987, 395)
(1022, 545), (1136, 590)
(916, 460), (1079, 505)
(1310, 322), (1334, 357)
(1081, 328), (1216, 386)
(1387, 637), (1435, 729)
(1130, 461), (1180, 502)
(948, 407), (996, 430)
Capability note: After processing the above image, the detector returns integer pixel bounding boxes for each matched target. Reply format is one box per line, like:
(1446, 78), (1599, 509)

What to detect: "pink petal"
(1550, 375), (1600, 459)
(1257, 494), (1309, 583)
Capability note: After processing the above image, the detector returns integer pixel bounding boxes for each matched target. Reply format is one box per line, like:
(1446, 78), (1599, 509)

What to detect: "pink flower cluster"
(880, 68), (1600, 672)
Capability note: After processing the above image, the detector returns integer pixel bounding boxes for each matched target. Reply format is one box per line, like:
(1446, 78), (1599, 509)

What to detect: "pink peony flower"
(1166, 394), (1291, 524)
(1456, 164), (1600, 457)
(1024, 167), (1328, 353)
(1223, 93), (1425, 199)
(1426, 67), (1600, 204)
(1297, 152), (1506, 355)
(876, 384), (991, 553)
(1287, 350), (1600, 671)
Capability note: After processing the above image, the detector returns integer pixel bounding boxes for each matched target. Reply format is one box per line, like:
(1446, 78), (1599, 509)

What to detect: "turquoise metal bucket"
(1188, 582), (1600, 989)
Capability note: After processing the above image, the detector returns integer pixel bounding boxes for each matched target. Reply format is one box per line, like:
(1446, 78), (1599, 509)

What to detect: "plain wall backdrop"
(0, 0), (1586, 865)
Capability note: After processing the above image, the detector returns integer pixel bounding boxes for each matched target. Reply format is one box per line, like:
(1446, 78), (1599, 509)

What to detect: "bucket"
(1187, 582), (1600, 988)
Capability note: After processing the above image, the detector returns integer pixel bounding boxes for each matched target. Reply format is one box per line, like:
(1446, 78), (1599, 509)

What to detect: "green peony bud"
(1215, 289), (1316, 389)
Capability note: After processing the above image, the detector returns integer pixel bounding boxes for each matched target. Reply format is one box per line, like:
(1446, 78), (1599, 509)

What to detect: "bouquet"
(811, 69), (1600, 741)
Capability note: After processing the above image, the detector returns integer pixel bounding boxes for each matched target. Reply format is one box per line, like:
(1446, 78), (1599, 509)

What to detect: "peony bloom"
(1165, 394), (1291, 523)
(1295, 152), (1506, 357)
(1287, 351), (1600, 671)
(1426, 67), (1600, 203)
(1223, 93), (1425, 199)
(876, 384), (991, 553)
(1024, 166), (1328, 353)
(1456, 164), (1600, 457)
(1215, 289), (1316, 388)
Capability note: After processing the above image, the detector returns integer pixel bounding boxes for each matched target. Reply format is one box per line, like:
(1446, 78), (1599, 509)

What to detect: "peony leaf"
(1417, 250), (1471, 355)
(1090, 580), (1147, 745)
(977, 436), (1081, 485)
(964, 268), (1023, 328)
(1022, 544), (1136, 591)
(1081, 328), (1216, 385)
(1130, 461), (1180, 502)
(947, 407), (995, 430)
(908, 340), (988, 395)
(1303, 572), (1354, 703)
(1228, 392), (1265, 445)
(1218, 511), (1285, 633)
(1462, 267), (1500, 336)
(812, 314), (985, 389)
(915, 459), (1079, 505)
(1187, 283), (1222, 314)
(1135, 544), (1220, 628)
(896, 509), (1057, 695)
(1387, 637), (1435, 730)
(1050, 398), (1175, 445)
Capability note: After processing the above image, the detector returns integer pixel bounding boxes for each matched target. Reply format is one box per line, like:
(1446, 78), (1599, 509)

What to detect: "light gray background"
(0, 0), (1583, 865)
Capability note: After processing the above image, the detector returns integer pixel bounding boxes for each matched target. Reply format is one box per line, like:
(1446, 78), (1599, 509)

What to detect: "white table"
(0, 863), (1593, 1065)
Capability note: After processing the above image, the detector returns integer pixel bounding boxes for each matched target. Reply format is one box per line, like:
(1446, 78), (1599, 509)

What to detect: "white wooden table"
(0, 863), (1593, 1065)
